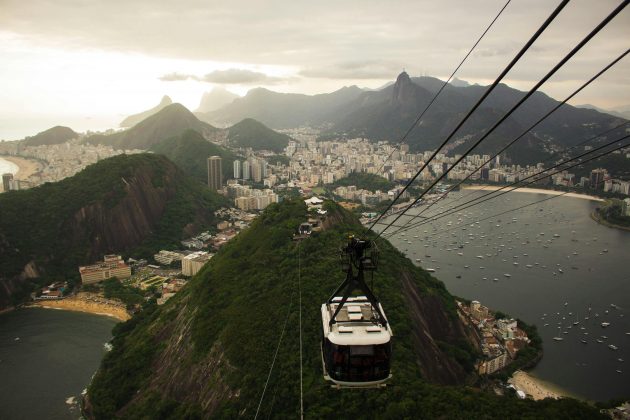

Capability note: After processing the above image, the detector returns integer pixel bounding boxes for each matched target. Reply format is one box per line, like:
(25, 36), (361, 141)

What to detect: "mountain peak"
(196, 88), (239, 113)
(396, 70), (410, 83)
(392, 71), (416, 104)
(120, 95), (175, 128)
(159, 95), (173, 105)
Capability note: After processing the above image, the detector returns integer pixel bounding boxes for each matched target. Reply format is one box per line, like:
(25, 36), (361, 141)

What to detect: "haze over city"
(1, 0), (629, 139)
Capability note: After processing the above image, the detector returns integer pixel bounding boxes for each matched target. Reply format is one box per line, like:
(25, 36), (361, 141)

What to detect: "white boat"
(609, 345), (618, 350)
(426, 268), (436, 272)
(504, 274), (511, 278)
(601, 322), (611, 327)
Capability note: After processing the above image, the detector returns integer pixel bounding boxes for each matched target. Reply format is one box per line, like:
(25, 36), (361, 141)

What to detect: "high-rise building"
(480, 167), (490, 180)
(251, 160), (263, 182)
(242, 160), (251, 180)
(2, 173), (13, 192)
(233, 160), (242, 179)
(207, 156), (222, 191)
(590, 168), (607, 189)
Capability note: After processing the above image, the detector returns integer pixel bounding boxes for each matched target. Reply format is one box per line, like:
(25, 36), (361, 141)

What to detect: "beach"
(30, 292), (130, 321)
(0, 155), (43, 180)
(508, 370), (571, 401)
(463, 185), (604, 202)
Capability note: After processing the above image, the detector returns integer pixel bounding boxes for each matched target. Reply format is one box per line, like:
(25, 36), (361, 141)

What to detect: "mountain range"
(202, 72), (627, 164)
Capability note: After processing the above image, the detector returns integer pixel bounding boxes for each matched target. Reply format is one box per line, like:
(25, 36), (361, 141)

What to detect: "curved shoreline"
(0, 155), (43, 180)
(508, 370), (575, 401)
(28, 293), (130, 321)
(463, 185), (604, 202)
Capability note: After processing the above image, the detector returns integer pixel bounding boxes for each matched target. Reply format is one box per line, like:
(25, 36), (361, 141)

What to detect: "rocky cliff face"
(67, 168), (175, 261)
(0, 154), (218, 309)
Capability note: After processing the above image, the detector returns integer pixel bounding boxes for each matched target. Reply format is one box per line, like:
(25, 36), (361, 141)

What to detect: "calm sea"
(0, 308), (116, 419)
(383, 190), (630, 401)
(0, 157), (19, 176)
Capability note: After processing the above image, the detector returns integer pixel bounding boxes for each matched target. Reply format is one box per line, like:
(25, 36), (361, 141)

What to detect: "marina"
(384, 190), (630, 401)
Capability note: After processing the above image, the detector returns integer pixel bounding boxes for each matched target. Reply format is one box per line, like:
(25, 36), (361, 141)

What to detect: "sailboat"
(553, 326), (564, 341)
(573, 312), (580, 326)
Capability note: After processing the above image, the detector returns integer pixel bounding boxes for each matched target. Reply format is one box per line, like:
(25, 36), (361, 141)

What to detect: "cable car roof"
(321, 299), (392, 346)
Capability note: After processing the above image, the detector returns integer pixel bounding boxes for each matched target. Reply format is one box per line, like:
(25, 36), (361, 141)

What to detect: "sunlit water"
(382, 190), (630, 401)
(0, 308), (116, 419)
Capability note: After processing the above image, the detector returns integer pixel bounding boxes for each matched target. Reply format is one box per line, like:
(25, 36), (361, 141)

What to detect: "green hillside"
(332, 172), (395, 192)
(87, 104), (219, 150)
(86, 200), (600, 419)
(151, 129), (239, 183)
(22, 125), (78, 146)
(227, 118), (291, 152)
(0, 154), (226, 307)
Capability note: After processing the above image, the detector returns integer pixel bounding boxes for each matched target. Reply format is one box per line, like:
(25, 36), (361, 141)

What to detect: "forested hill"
(0, 154), (226, 309)
(227, 118), (292, 152)
(331, 172), (396, 192)
(22, 125), (78, 146)
(151, 129), (238, 183)
(85, 200), (601, 419)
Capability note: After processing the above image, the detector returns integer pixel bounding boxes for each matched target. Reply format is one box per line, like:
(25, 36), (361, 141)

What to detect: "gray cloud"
(158, 68), (289, 84)
(300, 60), (403, 80)
(1, 0), (629, 105)
(158, 72), (197, 82)
(201, 69), (285, 84)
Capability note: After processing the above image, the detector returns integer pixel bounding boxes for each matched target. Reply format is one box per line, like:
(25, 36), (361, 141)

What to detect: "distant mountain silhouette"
(88, 103), (218, 150)
(202, 85), (363, 128)
(120, 95), (173, 128)
(22, 126), (78, 146)
(323, 73), (626, 164)
(576, 104), (630, 120)
(195, 88), (239, 113)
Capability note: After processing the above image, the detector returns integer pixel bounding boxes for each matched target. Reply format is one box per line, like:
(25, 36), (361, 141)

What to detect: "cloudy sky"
(1, 0), (628, 139)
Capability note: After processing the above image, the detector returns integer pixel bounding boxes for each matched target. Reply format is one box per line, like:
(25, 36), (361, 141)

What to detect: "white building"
(182, 251), (213, 276)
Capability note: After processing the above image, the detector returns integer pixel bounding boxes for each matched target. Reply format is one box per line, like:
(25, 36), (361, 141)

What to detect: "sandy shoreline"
(29, 292), (130, 321)
(464, 185), (604, 202)
(0, 155), (43, 180)
(508, 370), (573, 400)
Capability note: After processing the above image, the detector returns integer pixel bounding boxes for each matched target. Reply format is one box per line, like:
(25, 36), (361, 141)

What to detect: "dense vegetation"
(102, 278), (146, 309)
(331, 171), (395, 192)
(595, 199), (630, 228)
(227, 118), (291, 152)
(87, 200), (602, 419)
(572, 152), (630, 180)
(151, 129), (238, 183)
(0, 154), (226, 306)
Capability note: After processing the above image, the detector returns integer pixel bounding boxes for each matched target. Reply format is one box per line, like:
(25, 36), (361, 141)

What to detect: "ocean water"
(0, 157), (19, 176)
(383, 190), (630, 401)
(0, 308), (116, 419)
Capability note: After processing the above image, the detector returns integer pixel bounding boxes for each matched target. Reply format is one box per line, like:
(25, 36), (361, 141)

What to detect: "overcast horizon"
(1, 0), (629, 140)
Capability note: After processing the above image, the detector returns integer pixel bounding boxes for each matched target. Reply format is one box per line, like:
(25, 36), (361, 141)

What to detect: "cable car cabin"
(321, 296), (393, 388)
